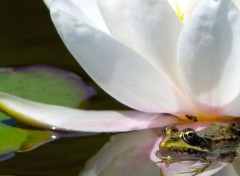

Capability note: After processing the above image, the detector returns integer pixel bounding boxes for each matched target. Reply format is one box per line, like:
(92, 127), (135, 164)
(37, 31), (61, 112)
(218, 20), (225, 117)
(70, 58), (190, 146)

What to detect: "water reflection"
(0, 116), (108, 175)
(0, 133), (110, 175)
(0, 122), (57, 158)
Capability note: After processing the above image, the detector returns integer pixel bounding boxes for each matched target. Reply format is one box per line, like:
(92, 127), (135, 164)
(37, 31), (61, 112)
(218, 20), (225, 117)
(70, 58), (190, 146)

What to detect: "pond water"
(0, 1), (128, 175)
(0, 134), (109, 175)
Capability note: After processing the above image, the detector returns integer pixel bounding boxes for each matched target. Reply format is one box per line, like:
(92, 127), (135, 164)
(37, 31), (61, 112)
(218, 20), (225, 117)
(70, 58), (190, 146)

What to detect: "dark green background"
(0, 1), (128, 175)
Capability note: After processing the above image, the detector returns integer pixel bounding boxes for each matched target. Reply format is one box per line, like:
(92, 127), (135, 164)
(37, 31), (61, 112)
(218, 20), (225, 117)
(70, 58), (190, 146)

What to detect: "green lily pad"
(0, 65), (94, 121)
(0, 65), (94, 107)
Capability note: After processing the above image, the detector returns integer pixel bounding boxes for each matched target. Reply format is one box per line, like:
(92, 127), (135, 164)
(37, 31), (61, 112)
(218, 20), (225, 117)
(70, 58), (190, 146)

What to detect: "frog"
(156, 122), (240, 175)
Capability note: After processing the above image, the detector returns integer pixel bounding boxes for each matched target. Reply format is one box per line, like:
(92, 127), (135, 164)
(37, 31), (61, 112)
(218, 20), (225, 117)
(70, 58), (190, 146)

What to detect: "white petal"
(96, 0), (137, 49)
(178, 0), (240, 107)
(98, 0), (183, 82)
(221, 94), (240, 117)
(232, 0), (240, 9)
(80, 130), (160, 176)
(48, 8), (191, 113)
(127, 0), (183, 82)
(44, 0), (109, 34)
(0, 92), (179, 132)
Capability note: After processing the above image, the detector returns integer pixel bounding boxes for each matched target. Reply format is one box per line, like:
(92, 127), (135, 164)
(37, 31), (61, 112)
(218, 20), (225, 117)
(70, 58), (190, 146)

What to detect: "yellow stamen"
(168, 0), (186, 23)
(168, 0), (201, 23)
(169, 0), (240, 23)
(175, 2), (185, 22)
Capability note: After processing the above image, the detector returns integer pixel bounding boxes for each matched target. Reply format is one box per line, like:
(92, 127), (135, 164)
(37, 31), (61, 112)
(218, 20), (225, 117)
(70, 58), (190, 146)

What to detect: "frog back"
(197, 123), (240, 155)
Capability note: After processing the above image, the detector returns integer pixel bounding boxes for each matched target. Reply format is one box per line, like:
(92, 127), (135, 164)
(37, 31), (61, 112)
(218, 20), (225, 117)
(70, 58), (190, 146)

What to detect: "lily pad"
(0, 65), (94, 121)
(0, 65), (94, 107)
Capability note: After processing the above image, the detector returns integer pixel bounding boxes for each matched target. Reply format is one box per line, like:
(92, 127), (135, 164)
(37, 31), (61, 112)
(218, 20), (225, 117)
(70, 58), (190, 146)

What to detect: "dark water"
(0, 135), (109, 176)
(0, 1), (128, 175)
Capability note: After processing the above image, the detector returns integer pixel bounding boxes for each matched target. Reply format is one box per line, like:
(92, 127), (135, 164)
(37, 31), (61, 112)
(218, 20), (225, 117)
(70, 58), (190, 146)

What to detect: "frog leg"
(156, 155), (183, 166)
(156, 155), (205, 167)
(220, 152), (237, 163)
(155, 151), (176, 166)
(178, 157), (213, 176)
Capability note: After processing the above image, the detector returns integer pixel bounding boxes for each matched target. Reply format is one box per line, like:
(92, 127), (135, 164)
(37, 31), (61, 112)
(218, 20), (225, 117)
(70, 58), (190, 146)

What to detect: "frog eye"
(182, 128), (198, 144)
(163, 126), (179, 136)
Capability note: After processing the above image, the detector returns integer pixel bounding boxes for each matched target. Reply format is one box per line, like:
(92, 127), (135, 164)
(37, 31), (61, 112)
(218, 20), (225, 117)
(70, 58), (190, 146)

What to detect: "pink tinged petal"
(43, 0), (109, 34)
(47, 9), (191, 113)
(80, 130), (160, 176)
(127, 0), (183, 82)
(0, 92), (179, 132)
(178, 0), (240, 107)
(96, 0), (137, 49)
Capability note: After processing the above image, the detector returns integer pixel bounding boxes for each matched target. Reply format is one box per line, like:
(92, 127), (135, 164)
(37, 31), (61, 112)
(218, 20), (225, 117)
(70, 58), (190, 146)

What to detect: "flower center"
(177, 113), (240, 123)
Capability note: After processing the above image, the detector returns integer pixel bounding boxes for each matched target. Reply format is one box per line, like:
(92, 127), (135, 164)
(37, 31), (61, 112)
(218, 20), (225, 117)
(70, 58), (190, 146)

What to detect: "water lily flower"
(0, 0), (240, 175)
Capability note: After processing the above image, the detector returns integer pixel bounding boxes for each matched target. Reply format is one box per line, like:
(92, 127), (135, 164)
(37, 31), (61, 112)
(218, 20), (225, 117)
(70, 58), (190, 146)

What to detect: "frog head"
(159, 127), (211, 156)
